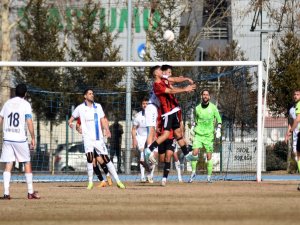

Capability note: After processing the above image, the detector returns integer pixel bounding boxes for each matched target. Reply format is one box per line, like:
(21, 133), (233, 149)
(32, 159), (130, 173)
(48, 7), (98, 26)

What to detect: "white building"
(7, 1), (299, 63)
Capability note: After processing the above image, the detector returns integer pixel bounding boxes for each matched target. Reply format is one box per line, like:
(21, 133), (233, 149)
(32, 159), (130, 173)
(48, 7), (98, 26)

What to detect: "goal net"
(0, 61), (264, 183)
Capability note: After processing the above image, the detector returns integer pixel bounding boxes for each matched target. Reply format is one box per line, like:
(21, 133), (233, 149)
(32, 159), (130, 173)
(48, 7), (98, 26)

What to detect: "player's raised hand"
(187, 78), (194, 84)
(216, 127), (221, 139)
(186, 84), (196, 93)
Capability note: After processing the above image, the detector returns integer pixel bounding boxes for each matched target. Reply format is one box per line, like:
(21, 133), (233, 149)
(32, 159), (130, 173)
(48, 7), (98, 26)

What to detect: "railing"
(200, 27), (228, 39)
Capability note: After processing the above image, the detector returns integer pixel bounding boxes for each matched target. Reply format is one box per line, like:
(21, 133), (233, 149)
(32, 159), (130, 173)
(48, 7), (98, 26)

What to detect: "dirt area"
(0, 181), (300, 225)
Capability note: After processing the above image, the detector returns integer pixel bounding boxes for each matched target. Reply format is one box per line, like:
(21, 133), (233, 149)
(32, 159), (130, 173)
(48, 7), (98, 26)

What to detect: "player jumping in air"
(145, 65), (196, 164)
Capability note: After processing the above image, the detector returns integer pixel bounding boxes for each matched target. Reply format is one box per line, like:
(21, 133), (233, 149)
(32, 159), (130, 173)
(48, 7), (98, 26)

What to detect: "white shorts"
(145, 104), (158, 127)
(0, 141), (31, 163)
(136, 134), (147, 151)
(84, 140), (108, 155)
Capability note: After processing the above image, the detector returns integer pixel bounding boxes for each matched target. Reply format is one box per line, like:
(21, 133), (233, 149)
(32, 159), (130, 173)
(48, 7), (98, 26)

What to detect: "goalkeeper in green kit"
(187, 89), (222, 183)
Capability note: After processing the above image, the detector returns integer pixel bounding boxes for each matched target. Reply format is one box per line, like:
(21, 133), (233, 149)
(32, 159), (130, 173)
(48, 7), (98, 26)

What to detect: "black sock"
(181, 145), (188, 155)
(149, 141), (158, 151)
(93, 165), (103, 181)
(163, 162), (171, 178)
(100, 163), (109, 175)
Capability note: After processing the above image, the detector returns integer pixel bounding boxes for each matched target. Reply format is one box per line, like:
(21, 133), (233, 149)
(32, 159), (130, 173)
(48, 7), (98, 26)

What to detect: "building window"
(202, 0), (229, 39)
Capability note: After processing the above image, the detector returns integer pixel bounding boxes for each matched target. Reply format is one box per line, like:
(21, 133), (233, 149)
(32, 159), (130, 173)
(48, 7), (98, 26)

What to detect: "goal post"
(0, 61), (263, 182)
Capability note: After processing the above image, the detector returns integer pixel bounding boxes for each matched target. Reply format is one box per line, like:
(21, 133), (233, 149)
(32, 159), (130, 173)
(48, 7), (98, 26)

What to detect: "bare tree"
(0, 1), (28, 152)
(51, 0), (74, 57)
(0, 0), (33, 106)
(1, 0), (17, 108)
(249, 0), (300, 32)
(247, 0), (300, 115)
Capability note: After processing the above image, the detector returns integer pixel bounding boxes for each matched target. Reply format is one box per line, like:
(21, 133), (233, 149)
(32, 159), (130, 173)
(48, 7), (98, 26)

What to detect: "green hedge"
(266, 141), (288, 171)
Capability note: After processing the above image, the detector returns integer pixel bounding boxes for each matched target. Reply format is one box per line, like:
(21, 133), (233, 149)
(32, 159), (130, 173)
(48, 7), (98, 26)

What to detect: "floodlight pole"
(124, 0), (132, 175)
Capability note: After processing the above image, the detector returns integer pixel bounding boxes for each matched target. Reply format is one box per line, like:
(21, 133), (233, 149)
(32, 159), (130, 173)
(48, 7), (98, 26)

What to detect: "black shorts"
(162, 112), (180, 131)
(94, 148), (100, 157)
(297, 132), (300, 153)
(158, 139), (176, 154)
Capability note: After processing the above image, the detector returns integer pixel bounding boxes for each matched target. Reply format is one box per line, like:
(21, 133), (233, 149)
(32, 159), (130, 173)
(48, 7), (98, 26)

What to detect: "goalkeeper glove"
(215, 127), (221, 139)
(190, 126), (195, 137)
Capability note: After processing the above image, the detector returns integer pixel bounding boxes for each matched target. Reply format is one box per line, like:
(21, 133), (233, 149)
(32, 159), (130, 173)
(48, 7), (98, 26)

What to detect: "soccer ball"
(163, 30), (175, 42)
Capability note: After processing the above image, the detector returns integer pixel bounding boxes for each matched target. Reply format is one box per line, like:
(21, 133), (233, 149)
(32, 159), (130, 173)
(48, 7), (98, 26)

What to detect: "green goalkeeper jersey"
(194, 102), (222, 137)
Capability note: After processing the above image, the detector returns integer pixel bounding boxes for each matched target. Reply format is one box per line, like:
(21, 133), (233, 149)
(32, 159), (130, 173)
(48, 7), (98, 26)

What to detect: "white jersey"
(133, 110), (147, 150)
(145, 89), (160, 128)
(0, 97), (32, 142)
(133, 110), (148, 137)
(148, 74), (169, 107)
(72, 102), (105, 142)
(290, 107), (296, 119)
(148, 89), (160, 108)
(145, 104), (158, 127)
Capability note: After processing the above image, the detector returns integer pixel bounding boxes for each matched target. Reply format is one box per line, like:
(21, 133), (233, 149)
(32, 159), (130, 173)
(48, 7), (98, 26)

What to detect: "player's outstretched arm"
(165, 84), (196, 94)
(168, 76), (194, 84)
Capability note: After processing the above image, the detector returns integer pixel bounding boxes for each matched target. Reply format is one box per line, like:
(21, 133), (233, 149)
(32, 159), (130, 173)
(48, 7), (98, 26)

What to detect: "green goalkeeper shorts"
(192, 135), (214, 153)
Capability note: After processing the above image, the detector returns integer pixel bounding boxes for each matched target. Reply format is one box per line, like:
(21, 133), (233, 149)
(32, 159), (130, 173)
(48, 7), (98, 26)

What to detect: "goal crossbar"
(0, 60), (263, 182)
(0, 61), (261, 67)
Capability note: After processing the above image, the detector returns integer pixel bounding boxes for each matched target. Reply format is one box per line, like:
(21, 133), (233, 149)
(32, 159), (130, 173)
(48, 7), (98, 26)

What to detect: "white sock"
(140, 164), (145, 178)
(25, 173), (34, 194)
(180, 163), (185, 173)
(3, 171), (11, 195)
(150, 164), (155, 177)
(107, 161), (120, 183)
(175, 160), (182, 180)
(87, 163), (93, 183)
(140, 151), (144, 161)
